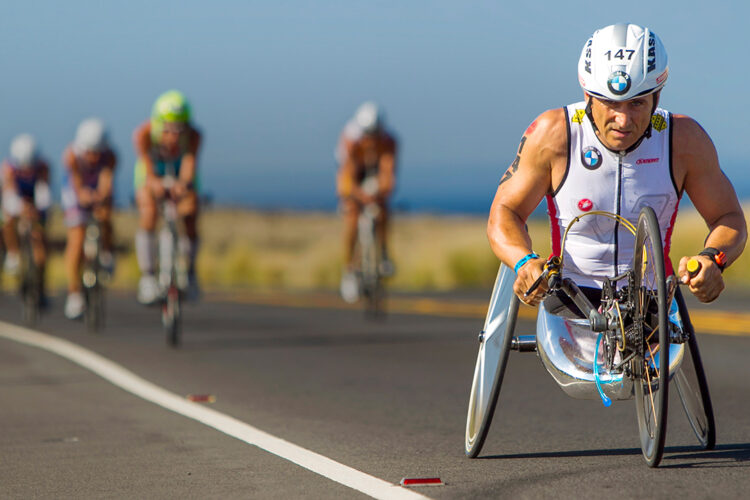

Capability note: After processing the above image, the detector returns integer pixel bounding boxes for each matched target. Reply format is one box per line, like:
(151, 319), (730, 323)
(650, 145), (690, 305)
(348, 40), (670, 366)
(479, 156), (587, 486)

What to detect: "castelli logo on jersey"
(578, 198), (593, 212)
(636, 157), (659, 165)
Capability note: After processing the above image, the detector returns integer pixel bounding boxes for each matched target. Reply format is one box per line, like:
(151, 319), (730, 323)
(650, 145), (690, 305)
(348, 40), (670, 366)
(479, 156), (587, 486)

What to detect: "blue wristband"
(514, 252), (540, 274)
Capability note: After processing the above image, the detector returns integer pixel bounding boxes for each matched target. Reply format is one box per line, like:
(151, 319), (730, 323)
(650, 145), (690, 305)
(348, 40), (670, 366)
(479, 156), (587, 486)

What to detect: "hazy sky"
(1, 1), (746, 212)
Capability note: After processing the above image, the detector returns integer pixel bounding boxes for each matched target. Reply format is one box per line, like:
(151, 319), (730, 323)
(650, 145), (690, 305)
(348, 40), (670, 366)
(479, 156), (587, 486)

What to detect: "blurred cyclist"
(335, 101), (397, 303)
(133, 90), (201, 305)
(2, 134), (51, 299)
(61, 118), (117, 319)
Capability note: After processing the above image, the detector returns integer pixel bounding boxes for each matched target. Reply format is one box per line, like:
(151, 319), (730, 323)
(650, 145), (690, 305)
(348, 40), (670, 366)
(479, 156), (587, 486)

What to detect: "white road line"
(0, 321), (431, 500)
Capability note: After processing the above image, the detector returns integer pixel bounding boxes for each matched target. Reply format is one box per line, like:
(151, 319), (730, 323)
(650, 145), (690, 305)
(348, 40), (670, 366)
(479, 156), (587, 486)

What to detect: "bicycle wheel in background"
(84, 283), (105, 333)
(465, 264), (519, 458)
(673, 288), (716, 450)
(163, 284), (181, 347)
(20, 232), (40, 326)
(631, 206), (669, 467)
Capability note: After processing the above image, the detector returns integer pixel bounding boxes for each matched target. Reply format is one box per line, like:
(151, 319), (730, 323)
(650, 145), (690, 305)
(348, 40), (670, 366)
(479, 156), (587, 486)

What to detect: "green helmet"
(152, 90), (191, 122)
(150, 90), (191, 141)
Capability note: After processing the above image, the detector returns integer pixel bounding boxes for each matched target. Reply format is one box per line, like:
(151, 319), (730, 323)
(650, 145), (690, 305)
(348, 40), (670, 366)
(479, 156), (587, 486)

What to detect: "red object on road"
(186, 394), (216, 403)
(400, 477), (444, 487)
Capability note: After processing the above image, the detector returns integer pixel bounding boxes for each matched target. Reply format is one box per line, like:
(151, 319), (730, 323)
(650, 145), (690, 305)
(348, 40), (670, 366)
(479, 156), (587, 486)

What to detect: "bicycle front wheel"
(163, 285), (181, 347)
(465, 264), (519, 458)
(631, 206), (669, 467)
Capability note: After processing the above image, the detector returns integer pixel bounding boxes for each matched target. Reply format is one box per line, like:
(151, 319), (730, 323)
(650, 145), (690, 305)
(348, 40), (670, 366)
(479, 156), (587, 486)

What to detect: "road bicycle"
(159, 172), (189, 347)
(18, 212), (44, 326)
(465, 206), (715, 467)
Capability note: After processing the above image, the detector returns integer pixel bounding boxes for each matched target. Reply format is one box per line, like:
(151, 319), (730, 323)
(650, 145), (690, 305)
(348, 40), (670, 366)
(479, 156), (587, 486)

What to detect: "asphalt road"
(1, 289), (749, 499)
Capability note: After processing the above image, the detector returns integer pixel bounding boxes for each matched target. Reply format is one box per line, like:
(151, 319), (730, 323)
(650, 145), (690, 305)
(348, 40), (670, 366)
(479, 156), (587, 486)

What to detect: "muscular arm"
(178, 128), (201, 186)
(672, 115), (747, 301)
(63, 148), (86, 200)
(97, 151), (117, 201)
(376, 139), (396, 200)
(487, 109), (568, 304)
(133, 121), (157, 181)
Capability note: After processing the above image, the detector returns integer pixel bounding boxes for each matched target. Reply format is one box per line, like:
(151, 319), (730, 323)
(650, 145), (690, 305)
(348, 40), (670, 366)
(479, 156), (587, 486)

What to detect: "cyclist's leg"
(26, 200), (46, 268)
(135, 165), (160, 303)
(340, 198), (361, 303)
(2, 189), (21, 273)
(375, 199), (394, 276)
(341, 198), (360, 270)
(94, 202), (115, 272)
(177, 188), (200, 295)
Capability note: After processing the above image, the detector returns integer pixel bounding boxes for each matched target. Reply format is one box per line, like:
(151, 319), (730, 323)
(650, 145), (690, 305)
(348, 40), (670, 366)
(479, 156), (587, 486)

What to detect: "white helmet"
(578, 23), (668, 101)
(354, 101), (382, 134)
(74, 117), (109, 153)
(10, 134), (38, 167)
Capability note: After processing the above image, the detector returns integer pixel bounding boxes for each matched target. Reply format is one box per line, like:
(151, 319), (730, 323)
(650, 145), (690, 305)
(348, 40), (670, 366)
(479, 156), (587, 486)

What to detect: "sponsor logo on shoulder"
(651, 114), (667, 132)
(636, 157), (659, 165)
(581, 146), (602, 170)
(571, 109), (586, 124)
(578, 198), (593, 212)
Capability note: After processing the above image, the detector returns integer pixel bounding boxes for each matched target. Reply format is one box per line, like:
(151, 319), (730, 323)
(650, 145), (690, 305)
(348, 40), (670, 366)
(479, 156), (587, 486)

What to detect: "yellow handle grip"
(686, 258), (701, 277)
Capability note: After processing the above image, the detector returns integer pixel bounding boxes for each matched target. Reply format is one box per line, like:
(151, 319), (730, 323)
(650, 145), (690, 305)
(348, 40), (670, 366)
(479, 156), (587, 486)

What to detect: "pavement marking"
(207, 291), (750, 338)
(0, 321), (431, 500)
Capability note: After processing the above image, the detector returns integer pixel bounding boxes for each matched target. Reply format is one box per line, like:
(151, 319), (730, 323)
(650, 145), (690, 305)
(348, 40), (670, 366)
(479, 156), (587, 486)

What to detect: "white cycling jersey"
(546, 101), (680, 288)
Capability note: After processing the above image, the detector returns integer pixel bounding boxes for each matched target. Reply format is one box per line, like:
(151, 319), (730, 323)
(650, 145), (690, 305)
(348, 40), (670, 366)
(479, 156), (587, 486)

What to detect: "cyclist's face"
(83, 150), (102, 165)
(161, 123), (185, 148)
(589, 94), (654, 151)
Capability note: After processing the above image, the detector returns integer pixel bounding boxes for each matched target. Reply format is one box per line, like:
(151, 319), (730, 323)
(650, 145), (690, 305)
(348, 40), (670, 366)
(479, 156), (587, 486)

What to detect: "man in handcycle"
(488, 23), (746, 319)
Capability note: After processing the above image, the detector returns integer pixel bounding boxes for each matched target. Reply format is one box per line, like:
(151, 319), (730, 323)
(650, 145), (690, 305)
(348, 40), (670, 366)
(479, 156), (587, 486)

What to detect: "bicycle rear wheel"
(673, 288), (715, 449)
(20, 239), (40, 326)
(631, 206), (669, 467)
(465, 264), (519, 458)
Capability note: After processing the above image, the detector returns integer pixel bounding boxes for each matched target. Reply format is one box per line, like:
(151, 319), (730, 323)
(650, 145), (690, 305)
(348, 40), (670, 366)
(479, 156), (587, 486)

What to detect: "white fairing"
(578, 23), (668, 101)
(536, 300), (685, 400)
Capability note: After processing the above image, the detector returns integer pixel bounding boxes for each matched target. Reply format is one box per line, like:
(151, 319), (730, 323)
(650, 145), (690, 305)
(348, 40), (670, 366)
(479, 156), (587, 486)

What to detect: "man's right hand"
(513, 258), (547, 307)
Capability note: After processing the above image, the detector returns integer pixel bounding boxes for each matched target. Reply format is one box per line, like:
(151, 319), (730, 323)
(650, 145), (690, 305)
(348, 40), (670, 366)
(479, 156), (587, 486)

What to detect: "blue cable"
(594, 333), (612, 407)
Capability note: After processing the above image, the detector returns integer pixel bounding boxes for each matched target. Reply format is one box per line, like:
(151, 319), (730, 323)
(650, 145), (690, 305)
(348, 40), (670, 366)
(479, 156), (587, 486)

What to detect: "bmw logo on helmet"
(581, 146), (602, 170)
(607, 71), (631, 96)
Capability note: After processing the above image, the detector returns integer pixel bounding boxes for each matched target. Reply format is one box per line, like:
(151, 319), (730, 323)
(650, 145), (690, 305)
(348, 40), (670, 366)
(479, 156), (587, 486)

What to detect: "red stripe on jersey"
(546, 194), (562, 256)
(662, 196), (680, 276)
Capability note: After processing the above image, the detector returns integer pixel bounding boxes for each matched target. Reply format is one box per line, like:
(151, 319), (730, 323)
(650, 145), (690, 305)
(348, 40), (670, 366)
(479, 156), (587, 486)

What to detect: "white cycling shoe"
(340, 271), (360, 304)
(4, 252), (20, 276)
(64, 292), (85, 320)
(137, 274), (161, 305)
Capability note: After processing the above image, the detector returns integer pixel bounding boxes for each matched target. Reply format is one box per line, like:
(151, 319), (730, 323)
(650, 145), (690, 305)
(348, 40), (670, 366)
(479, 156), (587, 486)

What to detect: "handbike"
(465, 206), (715, 467)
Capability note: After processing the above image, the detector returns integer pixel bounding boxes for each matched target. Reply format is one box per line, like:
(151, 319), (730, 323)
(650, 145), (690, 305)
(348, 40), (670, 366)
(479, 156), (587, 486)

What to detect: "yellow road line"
(206, 291), (750, 338)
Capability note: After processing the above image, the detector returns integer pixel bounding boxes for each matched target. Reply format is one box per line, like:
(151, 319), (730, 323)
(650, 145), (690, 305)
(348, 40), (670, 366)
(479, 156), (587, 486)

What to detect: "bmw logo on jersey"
(581, 146), (602, 170)
(607, 71), (631, 96)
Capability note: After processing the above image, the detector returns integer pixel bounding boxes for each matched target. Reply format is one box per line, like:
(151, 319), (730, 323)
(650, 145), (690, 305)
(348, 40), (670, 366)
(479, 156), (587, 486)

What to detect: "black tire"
(85, 284), (105, 333)
(21, 245), (39, 326)
(163, 286), (181, 347)
(632, 206), (670, 467)
(465, 264), (519, 458)
(673, 288), (716, 449)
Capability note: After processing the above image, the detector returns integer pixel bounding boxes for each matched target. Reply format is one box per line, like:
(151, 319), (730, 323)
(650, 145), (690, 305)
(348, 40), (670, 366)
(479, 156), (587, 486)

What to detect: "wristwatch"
(698, 247), (727, 272)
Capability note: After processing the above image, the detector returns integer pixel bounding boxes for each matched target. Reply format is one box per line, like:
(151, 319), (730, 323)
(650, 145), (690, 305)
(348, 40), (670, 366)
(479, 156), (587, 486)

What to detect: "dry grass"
(10, 205), (750, 292)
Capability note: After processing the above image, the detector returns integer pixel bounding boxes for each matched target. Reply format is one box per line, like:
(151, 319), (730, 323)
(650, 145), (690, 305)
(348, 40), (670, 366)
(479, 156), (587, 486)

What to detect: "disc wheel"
(465, 264), (519, 458)
(631, 206), (669, 467)
(673, 288), (716, 449)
